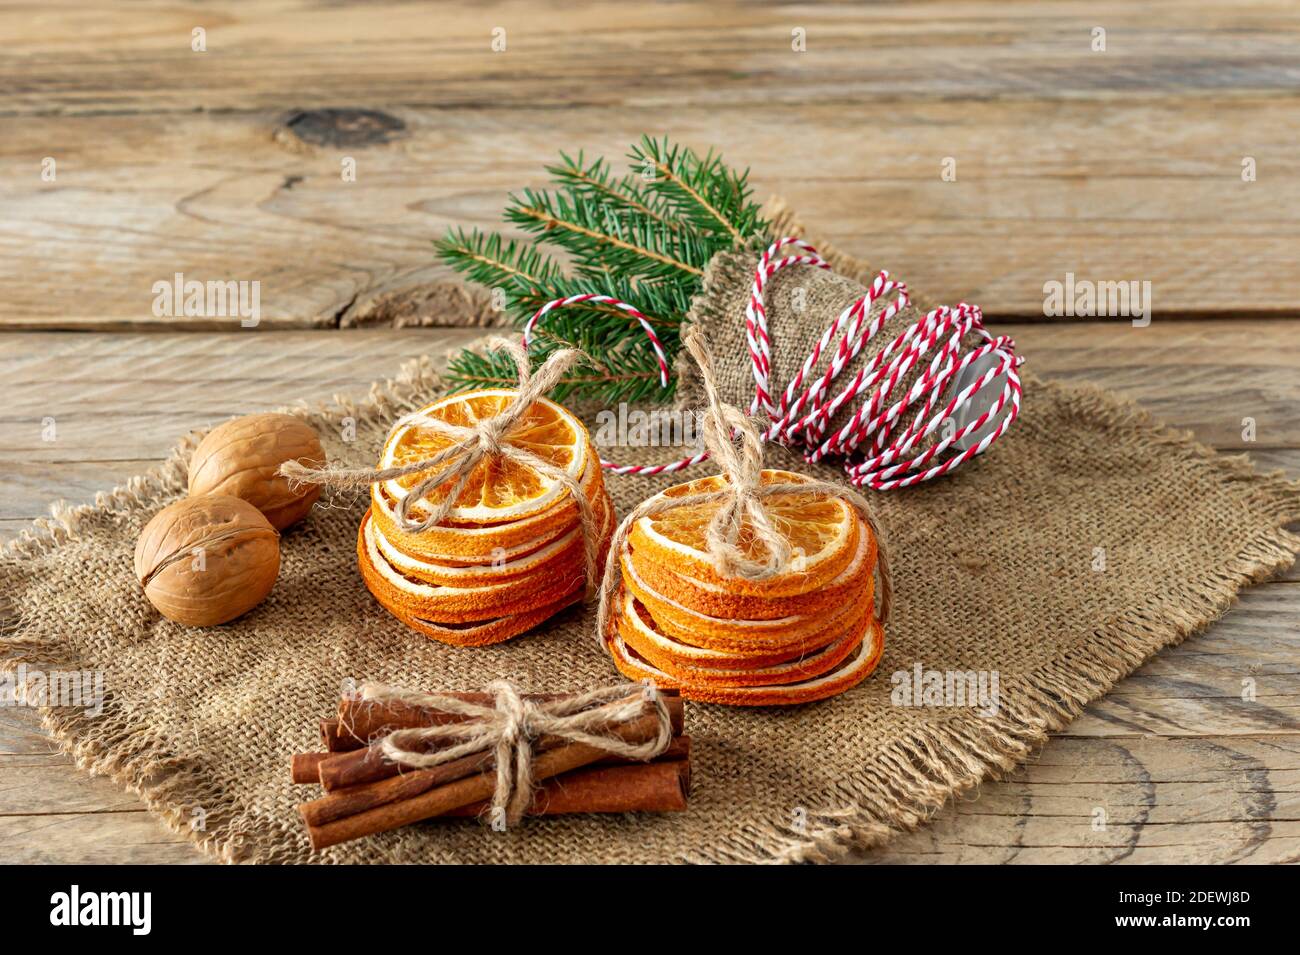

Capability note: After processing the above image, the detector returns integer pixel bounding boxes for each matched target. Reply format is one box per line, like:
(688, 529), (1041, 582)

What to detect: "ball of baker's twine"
(524, 237), (1025, 489)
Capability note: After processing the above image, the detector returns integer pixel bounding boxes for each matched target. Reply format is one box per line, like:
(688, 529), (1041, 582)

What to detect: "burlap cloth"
(3, 227), (1298, 865)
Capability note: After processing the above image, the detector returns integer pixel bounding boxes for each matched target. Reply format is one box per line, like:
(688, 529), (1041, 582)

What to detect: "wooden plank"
(6, 0), (1300, 113)
(1008, 320), (1300, 448)
(0, 322), (1295, 463)
(0, 752), (155, 815)
(860, 734), (1300, 864)
(0, 707), (57, 757)
(0, 808), (201, 865)
(2, 460), (158, 521)
(1068, 588), (1300, 738)
(0, 710), (201, 863)
(5, 102), (1296, 327)
(3, 2), (1300, 327)
(0, 328), (484, 470)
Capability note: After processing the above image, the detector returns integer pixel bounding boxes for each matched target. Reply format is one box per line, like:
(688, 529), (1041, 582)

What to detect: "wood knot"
(282, 109), (406, 147)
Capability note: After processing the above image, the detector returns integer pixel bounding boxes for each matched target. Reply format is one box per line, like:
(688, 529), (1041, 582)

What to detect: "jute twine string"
(359, 680), (673, 827)
(281, 337), (601, 598)
(595, 326), (892, 642)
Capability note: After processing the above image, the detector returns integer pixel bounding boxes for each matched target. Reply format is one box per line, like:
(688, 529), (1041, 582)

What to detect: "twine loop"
(280, 337), (601, 599)
(595, 326), (892, 641)
(359, 680), (673, 827)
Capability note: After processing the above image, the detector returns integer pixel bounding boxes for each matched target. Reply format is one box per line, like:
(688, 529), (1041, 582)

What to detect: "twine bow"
(358, 680), (673, 827)
(281, 337), (601, 598)
(596, 326), (891, 640)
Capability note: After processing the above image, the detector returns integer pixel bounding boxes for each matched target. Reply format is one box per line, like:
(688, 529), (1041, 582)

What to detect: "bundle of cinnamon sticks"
(292, 687), (690, 850)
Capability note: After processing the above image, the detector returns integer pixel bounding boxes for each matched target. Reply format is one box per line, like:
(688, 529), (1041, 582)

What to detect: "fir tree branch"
(434, 229), (563, 292)
(548, 152), (683, 231)
(435, 136), (771, 403)
(630, 136), (763, 245)
(648, 157), (739, 243)
(509, 193), (704, 279)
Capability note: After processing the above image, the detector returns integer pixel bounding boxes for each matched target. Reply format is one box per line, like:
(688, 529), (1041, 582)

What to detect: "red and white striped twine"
(522, 293), (670, 389)
(521, 237), (1024, 489)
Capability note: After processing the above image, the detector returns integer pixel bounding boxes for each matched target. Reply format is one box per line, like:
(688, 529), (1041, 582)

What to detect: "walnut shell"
(134, 495), (281, 627)
(188, 413), (325, 530)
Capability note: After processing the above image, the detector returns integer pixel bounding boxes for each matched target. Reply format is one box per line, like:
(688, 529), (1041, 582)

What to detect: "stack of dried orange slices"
(604, 469), (884, 705)
(358, 389), (614, 646)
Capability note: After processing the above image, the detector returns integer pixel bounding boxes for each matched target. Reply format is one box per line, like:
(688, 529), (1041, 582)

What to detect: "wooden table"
(2, 1), (1297, 864)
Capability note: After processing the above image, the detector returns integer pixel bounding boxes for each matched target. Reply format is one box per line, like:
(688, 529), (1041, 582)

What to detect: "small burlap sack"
(3, 216), (1298, 864)
(676, 201), (997, 470)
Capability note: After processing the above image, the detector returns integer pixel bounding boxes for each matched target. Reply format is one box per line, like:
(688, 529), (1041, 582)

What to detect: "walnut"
(188, 413), (325, 530)
(134, 495), (280, 627)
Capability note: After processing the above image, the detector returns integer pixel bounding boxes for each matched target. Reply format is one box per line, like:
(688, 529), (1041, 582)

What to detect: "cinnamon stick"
(446, 759), (690, 818)
(291, 751), (333, 784)
(320, 719), (351, 752)
(300, 748), (498, 827)
(317, 696), (685, 791)
(299, 737), (692, 827)
(334, 689), (680, 750)
(304, 710), (664, 850)
(305, 696), (675, 820)
(290, 736), (691, 786)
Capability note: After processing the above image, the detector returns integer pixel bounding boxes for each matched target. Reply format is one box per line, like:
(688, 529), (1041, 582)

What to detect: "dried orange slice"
(622, 554), (870, 652)
(613, 588), (867, 677)
(625, 518), (877, 621)
(372, 491), (611, 587)
(385, 591), (583, 647)
(628, 469), (859, 596)
(379, 389), (589, 526)
(358, 506), (611, 623)
(604, 612), (884, 706)
(371, 444), (607, 563)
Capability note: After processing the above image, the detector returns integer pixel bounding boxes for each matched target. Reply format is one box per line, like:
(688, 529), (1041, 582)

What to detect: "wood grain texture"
(862, 735), (1300, 864)
(4, 1), (1300, 327)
